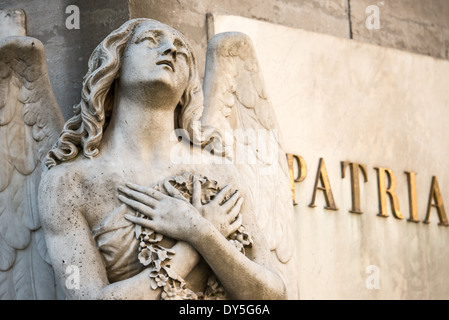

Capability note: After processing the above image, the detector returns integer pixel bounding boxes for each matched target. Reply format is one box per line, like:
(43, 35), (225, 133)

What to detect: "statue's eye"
(144, 36), (157, 46)
(177, 49), (189, 61)
(135, 35), (158, 46)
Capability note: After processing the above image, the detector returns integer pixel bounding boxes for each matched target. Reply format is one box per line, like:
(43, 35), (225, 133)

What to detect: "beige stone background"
(2, 0), (449, 299)
(212, 14), (449, 300)
(2, 0), (449, 119)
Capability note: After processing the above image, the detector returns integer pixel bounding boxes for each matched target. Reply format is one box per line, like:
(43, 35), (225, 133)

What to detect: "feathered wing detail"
(0, 36), (64, 299)
(201, 32), (300, 299)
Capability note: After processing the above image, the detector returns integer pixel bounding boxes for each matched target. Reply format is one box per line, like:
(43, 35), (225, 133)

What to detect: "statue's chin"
(120, 74), (185, 106)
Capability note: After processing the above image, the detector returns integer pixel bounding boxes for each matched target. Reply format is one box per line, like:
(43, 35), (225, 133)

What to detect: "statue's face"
(119, 21), (191, 101)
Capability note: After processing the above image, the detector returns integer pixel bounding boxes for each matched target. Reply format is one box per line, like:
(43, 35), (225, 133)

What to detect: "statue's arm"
(176, 182), (288, 300)
(97, 241), (200, 299)
(120, 182), (287, 300)
(188, 211), (287, 300)
(38, 168), (199, 299)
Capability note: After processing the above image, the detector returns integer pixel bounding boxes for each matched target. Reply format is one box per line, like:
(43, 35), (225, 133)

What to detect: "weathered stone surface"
(0, 36), (64, 300)
(32, 18), (299, 300)
(350, 0), (449, 60)
(1, 0), (448, 301)
(1, 0), (129, 120)
(0, 9), (26, 38)
(129, 0), (351, 79)
(129, 0), (449, 83)
(3, 1), (448, 121)
(213, 14), (449, 299)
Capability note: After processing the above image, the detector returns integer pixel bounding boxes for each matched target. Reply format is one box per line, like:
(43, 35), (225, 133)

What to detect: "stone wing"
(201, 32), (300, 298)
(0, 36), (64, 299)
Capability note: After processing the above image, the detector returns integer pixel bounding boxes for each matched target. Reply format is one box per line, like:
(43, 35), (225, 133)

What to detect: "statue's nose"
(162, 42), (177, 60)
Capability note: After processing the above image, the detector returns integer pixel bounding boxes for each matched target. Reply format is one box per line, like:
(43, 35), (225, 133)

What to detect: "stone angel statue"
(1, 18), (299, 300)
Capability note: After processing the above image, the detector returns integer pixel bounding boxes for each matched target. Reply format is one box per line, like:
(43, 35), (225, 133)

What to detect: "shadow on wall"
(1, 0), (129, 120)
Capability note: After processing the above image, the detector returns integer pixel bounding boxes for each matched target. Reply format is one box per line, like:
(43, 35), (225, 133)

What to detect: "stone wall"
(211, 15), (449, 299)
(1, 0), (448, 300)
(130, 0), (449, 79)
(0, 0), (129, 120)
(1, 0), (447, 119)
(350, 0), (449, 60)
(129, 0), (352, 79)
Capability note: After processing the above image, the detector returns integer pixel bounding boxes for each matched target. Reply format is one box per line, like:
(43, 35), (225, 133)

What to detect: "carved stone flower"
(138, 248), (152, 266)
(155, 274), (169, 287)
(149, 269), (169, 290)
(141, 230), (163, 243)
(229, 225), (253, 248)
(160, 283), (198, 300)
(180, 288), (198, 300)
(236, 228), (253, 247)
(132, 173), (253, 300)
(203, 275), (226, 300)
(154, 245), (174, 262)
(229, 239), (244, 253)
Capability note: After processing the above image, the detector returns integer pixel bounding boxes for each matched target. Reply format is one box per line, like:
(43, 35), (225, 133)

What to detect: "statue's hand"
(118, 182), (198, 242)
(118, 178), (243, 242)
(190, 174), (244, 238)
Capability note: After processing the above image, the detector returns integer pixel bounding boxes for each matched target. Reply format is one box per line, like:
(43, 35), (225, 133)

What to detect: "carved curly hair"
(45, 18), (205, 168)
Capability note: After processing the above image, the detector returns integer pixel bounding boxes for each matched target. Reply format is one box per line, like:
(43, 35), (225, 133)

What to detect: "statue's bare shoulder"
(38, 159), (92, 233)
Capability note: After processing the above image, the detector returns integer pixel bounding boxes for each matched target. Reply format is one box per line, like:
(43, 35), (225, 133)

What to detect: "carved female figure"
(37, 18), (295, 300)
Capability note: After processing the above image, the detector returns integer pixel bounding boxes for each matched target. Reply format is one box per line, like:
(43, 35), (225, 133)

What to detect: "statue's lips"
(156, 60), (175, 72)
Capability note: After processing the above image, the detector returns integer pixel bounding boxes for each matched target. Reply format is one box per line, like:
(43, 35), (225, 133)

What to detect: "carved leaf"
(150, 278), (158, 290)
(162, 266), (178, 280)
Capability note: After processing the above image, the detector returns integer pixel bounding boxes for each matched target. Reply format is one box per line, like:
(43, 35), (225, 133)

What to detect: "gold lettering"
(404, 171), (419, 223)
(341, 161), (368, 214)
(309, 158), (338, 211)
(374, 167), (403, 219)
(286, 154), (308, 206)
(423, 176), (449, 226)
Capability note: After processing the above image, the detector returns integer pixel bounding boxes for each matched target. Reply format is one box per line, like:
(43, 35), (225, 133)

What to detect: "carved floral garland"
(133, 173), (253, 300)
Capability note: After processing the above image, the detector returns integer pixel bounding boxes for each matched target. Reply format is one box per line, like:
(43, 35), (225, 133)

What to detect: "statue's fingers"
(111, 203), (128, 214)
(222, 190), (241, 211)
(212, 185), (233, 205)
(126, 182), (165, 200)
(192, 174), (202, 209)
(163, 180), (186, 201)
(227, 198), (244, 222)
(124, 214), (154, 229)
(118, 186), (157, 208)
(228, 214), (243, 235)
(118, 194), (155, 218)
